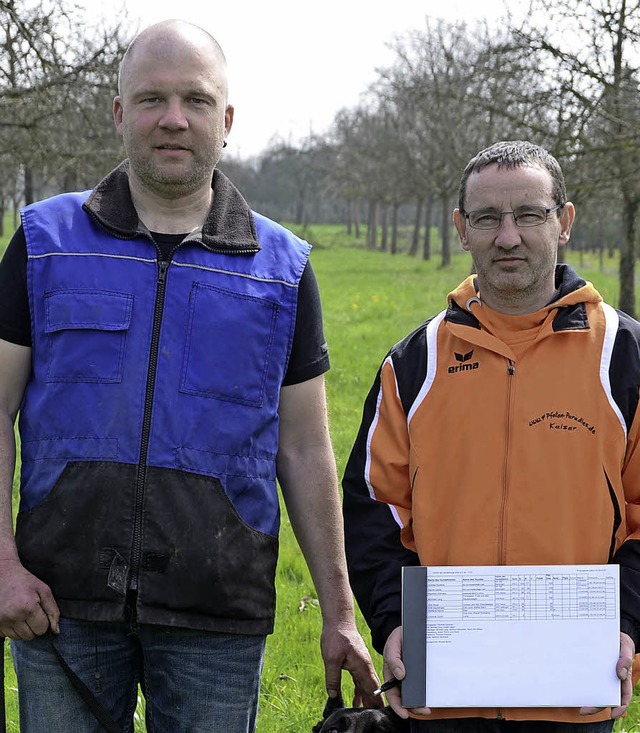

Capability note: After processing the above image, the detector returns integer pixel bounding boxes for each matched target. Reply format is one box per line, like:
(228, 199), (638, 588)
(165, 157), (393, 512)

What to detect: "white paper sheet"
(403, 564), (620, 708)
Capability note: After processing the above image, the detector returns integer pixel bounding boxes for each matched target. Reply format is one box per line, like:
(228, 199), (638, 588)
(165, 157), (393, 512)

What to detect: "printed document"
(401, 565), (620, 708)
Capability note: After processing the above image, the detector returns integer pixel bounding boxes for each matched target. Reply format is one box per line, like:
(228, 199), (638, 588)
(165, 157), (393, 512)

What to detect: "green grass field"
(1, 218), (640, 730)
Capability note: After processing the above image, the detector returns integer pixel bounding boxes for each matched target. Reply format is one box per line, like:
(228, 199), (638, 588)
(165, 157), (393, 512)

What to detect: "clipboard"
(401, 564), (620, 708)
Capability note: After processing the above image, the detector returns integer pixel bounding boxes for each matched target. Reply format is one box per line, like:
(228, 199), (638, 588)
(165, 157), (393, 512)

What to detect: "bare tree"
(0, 0), (129, 202)
(378, 20), (470, 264)
(328, 104), (397, 248)
(517, 0), (640, 316)
(371, 18), (552, 265)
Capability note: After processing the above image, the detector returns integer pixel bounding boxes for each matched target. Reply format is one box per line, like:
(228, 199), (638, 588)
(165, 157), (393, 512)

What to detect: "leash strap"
(49, 637), (123, 733)
(1, 637), (5, 733)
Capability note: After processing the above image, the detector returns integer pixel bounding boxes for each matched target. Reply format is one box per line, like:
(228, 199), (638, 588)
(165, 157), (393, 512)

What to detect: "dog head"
(312, 693), (409, 733)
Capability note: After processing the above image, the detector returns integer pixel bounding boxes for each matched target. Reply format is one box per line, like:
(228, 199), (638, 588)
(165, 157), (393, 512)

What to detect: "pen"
(373, 677), (401, 696)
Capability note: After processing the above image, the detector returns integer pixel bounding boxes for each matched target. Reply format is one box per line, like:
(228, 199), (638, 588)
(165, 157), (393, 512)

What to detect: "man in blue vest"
(0, 19), (379, 732)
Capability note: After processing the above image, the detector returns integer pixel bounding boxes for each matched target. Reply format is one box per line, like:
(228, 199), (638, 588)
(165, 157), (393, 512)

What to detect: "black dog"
(312, 693), (410, 733)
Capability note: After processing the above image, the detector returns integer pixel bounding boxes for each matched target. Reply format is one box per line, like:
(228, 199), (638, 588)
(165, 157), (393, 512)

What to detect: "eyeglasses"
(464, 204), (564, 230)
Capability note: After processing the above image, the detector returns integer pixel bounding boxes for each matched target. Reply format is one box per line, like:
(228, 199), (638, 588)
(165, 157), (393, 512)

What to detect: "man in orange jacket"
(343, 140), (640, 732)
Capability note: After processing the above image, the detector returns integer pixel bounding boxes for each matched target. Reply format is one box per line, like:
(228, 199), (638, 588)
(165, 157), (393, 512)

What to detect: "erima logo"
(449, 349), (479, 373)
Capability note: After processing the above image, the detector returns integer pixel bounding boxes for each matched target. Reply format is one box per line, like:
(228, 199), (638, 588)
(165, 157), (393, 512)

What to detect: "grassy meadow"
(1, 216), (640, 730)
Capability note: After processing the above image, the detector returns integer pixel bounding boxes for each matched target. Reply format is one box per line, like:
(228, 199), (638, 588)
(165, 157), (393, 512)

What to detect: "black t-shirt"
(0, 226), (329, 386)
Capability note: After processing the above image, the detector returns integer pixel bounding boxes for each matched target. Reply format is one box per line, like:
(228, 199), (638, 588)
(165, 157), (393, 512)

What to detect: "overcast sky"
(88, 0), (518, 159)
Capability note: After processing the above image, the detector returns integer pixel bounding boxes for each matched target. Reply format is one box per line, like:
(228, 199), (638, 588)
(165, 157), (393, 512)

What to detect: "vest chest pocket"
(180, 282), (280, 406)
(44, 289), (133, 383)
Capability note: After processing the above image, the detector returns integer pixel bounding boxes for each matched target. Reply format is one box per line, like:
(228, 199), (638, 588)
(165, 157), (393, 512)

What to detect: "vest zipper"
(201, 245), (259, 255)
(128, 259), (170, 604)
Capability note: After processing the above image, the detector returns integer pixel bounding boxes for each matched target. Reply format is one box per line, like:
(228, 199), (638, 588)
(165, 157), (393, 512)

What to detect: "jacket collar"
(445, 264), (598, 333)
(82, 160), (260, 254)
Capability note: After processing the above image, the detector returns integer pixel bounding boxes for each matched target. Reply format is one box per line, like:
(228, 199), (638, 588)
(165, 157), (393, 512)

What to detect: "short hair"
(458, 141), (567, 212)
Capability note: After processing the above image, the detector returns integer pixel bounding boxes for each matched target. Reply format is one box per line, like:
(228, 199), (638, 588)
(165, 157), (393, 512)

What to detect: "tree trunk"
(367, 200), (378, 249)
(13, 195), (20, 230)
(62, 168), (77, 193)
(596, 218), (604, 272)
(440, 194), (451, 267)
(346, 199), (353, 236)
(409, 198), (423, 256)
(24, 166), (35, 205)
(295, 185), (306, 226)
(619, 195), (638, 317)
(380, 205), (388, 251)
(598, 237), (604, 272)
(391, 203), (399, 254)
(422, 196), (432, 261)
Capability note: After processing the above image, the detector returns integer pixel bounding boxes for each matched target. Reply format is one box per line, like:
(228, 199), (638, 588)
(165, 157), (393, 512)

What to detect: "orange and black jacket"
(343, 264), (640, 722)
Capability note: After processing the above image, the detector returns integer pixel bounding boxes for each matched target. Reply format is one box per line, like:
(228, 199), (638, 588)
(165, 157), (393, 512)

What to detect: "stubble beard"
(124, 129), (223, 199)
(477, 257), (556, 311)
(129, 154), (217, 198)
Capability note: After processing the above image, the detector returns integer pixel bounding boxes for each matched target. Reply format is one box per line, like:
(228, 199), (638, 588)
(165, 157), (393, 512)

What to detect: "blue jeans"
(11, 618), (266, 733)
(409, 718), (615, 733)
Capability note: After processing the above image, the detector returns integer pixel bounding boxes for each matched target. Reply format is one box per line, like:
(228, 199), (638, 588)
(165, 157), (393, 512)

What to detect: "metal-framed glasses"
(464, 204), (564, 230)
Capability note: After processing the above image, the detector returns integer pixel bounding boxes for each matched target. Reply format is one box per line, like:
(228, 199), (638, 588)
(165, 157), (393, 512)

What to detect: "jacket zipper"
(497, 359), (516, 565)
(127, 258), (170, 607)
(496, 359), (515, 722)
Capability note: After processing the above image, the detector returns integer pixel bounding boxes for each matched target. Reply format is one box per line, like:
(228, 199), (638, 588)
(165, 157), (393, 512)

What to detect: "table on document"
(426, 570), (617, 621)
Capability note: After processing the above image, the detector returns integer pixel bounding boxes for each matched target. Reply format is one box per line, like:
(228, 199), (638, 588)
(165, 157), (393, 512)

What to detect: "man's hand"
(580, 631), (634, 719)
(0, 558), (59, 639)
(321, 619), (381, 708)
(277, 379), (381, 708)
(381, 625), (431, 719)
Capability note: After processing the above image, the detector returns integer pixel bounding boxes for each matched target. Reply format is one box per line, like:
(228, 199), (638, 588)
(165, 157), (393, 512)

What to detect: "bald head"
(118, 20), (228, 97)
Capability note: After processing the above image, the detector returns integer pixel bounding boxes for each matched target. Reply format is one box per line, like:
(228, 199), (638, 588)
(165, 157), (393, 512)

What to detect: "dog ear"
(322, 692), (345, 718)
(312, 692), (346, 733)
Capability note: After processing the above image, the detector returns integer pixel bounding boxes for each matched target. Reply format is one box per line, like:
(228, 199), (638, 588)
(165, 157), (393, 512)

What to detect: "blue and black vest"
(16, 179), (310, 634)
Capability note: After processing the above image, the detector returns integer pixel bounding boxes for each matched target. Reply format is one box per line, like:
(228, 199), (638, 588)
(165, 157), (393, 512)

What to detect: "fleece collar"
(82, 160), (260, 254)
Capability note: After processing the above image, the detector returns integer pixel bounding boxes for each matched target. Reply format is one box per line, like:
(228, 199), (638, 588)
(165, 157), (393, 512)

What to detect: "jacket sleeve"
(615, 433), (640, 648)
(615, 393), (640, 647)
(342, 353), (420, 654)
(610, 313), (640, 648)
